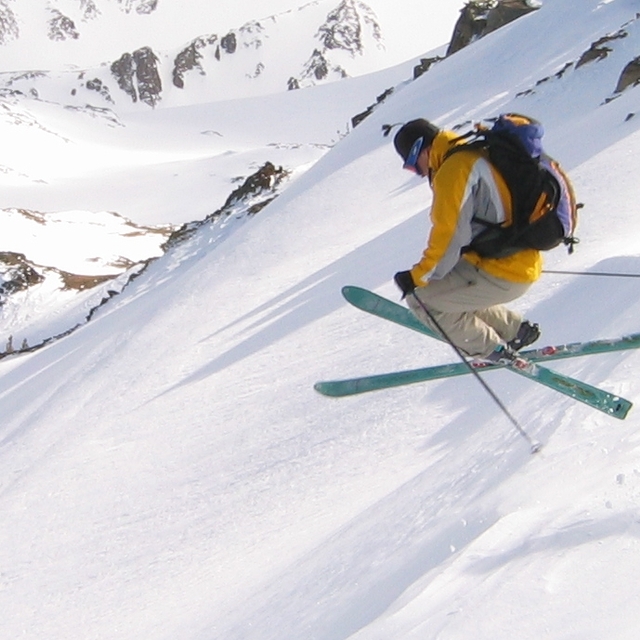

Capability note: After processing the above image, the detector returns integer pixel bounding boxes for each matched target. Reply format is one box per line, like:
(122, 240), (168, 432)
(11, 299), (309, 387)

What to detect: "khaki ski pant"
(406, 259), (532, 358)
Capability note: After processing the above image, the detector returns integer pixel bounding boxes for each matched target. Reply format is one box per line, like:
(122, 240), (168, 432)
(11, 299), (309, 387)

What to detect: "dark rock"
(118, 0), (158, 15)
(447, 1), (539, 56)
(484, 0), (537, 34)
(133, 46), (162, 107)
(305, 49), (330, 80)
(576, 30), (627, 68)
(447, 1), (492, 56)
(111, 52), (137, 102)
(317, 0), (381, 55)
(85, 77), (113, 102)
(164, 163), (290, 250)
(0, 0), (19, 44)
(0, 252), (44, 297)
(173, 41), (202, 89)
(111, 46), (162, 106)
(172, 35), (217, 89)
(351, 87), (393, 128)
(217, 162), (289, 213)
(48, 9), (79, 41)
(413, 56), (444, 80)
(220, 32), (237, 54)
(615, 55), (640, 93)
(80, 0), (100, 20)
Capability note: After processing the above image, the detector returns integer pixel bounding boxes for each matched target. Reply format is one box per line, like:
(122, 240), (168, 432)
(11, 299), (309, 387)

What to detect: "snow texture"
(2, 1), (640, 639)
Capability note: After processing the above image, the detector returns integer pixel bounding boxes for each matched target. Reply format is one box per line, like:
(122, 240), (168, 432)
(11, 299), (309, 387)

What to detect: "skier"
(392, 118), (542, 364)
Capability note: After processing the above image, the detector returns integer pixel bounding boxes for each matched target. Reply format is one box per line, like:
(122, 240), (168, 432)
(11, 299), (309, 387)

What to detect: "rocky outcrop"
(484, 0), (539, 34)
(165, 162), (291, 250)
(614, 56), (640, 94)
(0, 252), (44, 298)
(220, 32), (237, 55)
(413, 56), (445, 80)
(317, 0), (381, 54)
(1, 258), (116, 295)
(301, 48), (346, 82)
(117, 0), (158, 14)
(576, 30), (628, 68)
(0, 0), (19, 45)
(571, 14), (640, 97)
(134, 47), (162, 106)
(48, 9), (80, 41)
(111, 46), (162, 106)
(172, 28), (242, 88)
(111, 53), (137, 101)
(238, 20), (264, 49)
(447, 1), (492, 56)
(80, 0), (100, 20)
(294, 0), (382, 88)
(351, 87), (393, 128)
(447, 0), (539, 56)
(2, 0), (154, 49)
(212, 162), (289, 217)
(172, 35), (218, 88)
(84, 76), (114, 103)
(0, 1), (385, 106)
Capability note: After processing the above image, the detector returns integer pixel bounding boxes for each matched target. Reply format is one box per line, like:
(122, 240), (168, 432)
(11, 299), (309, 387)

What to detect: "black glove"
(394, 270), (416, 298)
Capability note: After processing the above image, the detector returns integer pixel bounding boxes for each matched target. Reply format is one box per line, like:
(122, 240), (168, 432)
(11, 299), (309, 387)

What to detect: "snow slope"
(2, 0), (640, 639)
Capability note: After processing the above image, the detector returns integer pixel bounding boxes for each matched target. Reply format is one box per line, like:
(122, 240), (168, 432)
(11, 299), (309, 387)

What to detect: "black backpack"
(445, 113), (579, 259)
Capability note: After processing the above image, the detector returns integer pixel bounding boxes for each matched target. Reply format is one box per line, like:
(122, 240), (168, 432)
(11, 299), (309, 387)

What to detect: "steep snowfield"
(2, 1), (640, 639)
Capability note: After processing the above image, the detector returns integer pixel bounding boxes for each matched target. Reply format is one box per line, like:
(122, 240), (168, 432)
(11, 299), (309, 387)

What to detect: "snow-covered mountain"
(0, 0), (390, 108)
(0, 0), (441, 349)
(0, 0), (463, 84)
(3, 0), (640, 638)
(0, 0), (472, 350)
(0, 0), (272, 69)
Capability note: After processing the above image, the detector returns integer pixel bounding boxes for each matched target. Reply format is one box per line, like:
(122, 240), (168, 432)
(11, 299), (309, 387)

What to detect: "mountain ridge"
(0, 0), (387, 106)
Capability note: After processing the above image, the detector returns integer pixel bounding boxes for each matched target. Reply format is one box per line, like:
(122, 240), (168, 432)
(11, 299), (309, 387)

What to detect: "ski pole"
(409, 292), (542, 454)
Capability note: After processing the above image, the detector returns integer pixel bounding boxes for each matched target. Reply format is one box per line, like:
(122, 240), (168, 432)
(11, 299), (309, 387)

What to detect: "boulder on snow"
(447, 0), (539, 56)
(615, 55), (640, 94)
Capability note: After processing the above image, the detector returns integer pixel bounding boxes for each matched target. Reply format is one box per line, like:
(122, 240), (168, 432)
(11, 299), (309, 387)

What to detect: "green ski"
(342, 286), (640, 363)
(314, 286), (635, 419)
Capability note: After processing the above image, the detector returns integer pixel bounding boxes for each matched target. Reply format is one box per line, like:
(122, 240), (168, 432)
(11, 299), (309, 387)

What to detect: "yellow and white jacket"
(409, 130), (543, 286)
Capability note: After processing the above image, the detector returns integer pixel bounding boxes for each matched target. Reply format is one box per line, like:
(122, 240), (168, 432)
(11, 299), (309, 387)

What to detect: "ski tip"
(314, 382), (340, 397)
(341, 284), (361, 298)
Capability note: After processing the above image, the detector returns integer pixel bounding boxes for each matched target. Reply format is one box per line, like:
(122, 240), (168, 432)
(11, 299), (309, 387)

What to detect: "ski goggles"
(403, 136), (424, 174)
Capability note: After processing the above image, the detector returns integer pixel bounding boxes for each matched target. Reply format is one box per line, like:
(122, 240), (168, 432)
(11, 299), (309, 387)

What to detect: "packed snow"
(2, 1), (640, 639)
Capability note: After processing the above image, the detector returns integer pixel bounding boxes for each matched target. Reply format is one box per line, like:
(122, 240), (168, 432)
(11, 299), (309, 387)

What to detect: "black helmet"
(393, 119), (440, 161)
